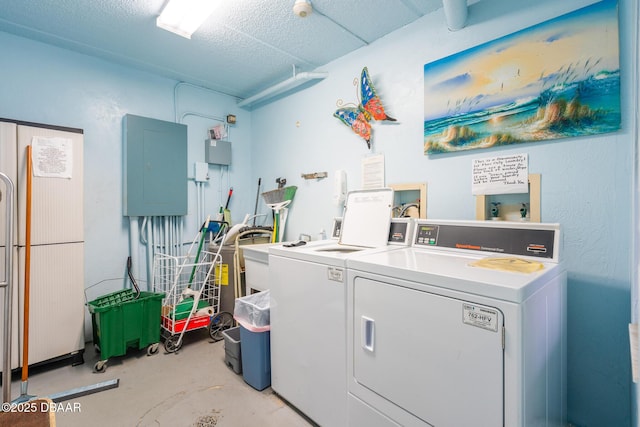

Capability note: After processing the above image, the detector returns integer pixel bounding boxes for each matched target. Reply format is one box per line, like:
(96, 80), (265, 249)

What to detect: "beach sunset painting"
(424, 0), (620, 155)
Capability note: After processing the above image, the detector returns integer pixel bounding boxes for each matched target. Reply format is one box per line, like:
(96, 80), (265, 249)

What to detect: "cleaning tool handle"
(253, 178), (261, 226)
(127, 256), (141, 299)
(225, 187), (233, 209)
(22, 146), (32, 383)
(189, 215), (210, 286)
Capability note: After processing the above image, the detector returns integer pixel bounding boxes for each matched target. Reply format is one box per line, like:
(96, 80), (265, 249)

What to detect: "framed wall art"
(424, 0), (620, 155)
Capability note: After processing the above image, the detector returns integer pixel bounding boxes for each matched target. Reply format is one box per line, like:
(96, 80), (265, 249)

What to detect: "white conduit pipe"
(173, 216), (179, 256)
(175, 216), (181, 257)
(139, 216), (148, 288)
(443, 0), (468, 31)
(201, 184), (205, 228)
(171, 216), (176, 257)
(174, 82), (230, 123)
(171, 217), (174, 255)
(200, 183), (203, 225)
(179, 216), (184, 256)
(175, 216), (180, 256)
(154, 217), (165, 292)
(166, 217), (170, 256)
(145, 216), (154, 291)
(153, 217), (158, 254)
(170, 216), (174, 256)
(200, 183), (205, 227)
(219, 168), (224, 216)
(128, 217), (140, 286)
(196, 183), (200, 228)
(169, 216), (173, 255)
(154, 217), (159, 253)
(162, 216), (169, 254)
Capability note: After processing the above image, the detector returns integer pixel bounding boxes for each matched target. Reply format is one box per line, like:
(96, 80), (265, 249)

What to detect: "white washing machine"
(269, 189), (414, 427)
(345, 219), (567, 427)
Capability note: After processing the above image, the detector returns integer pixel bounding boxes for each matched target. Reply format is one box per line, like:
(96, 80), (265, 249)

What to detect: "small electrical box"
(205, 139), (231, 165)
(194, 162), (209, 182)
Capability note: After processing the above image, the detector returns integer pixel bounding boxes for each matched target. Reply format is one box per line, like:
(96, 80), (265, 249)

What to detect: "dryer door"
(352, 277), (504, 426)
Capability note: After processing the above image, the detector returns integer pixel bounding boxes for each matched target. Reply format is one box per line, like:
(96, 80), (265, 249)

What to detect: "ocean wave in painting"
(424, 71), (620, 154)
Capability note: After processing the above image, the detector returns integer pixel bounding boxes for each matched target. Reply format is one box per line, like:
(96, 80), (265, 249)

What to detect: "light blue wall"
(250, 0), (636, 425)
(0, 32), (256, 327)
(0, 0), (636, 425)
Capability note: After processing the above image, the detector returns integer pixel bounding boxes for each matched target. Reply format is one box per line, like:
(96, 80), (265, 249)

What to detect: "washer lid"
(339, 188), (393, 248)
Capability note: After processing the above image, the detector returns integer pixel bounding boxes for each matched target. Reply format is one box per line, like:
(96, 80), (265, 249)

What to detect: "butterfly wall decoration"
(333, 67), (396, 149)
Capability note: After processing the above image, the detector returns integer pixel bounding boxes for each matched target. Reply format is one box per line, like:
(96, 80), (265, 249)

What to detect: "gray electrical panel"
(205, 139), (231, 165)
(123, 114), (188, 216)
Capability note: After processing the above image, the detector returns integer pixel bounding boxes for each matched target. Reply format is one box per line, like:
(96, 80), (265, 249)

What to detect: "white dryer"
(269, 189), (414, 427)
(345, 219), (566, 427)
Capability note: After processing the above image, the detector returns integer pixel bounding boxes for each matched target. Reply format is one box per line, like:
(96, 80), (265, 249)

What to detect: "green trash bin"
(88, 289), (165, 372)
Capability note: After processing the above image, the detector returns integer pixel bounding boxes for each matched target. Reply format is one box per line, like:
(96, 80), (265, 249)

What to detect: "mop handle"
(22, 146), (32, 383)
(188, 216), (210, 287)
(253, 178), (261, 226)
(225, 187), (233, 209)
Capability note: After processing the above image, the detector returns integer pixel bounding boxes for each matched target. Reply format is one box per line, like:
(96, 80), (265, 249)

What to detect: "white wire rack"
(152, 221), (232, 352)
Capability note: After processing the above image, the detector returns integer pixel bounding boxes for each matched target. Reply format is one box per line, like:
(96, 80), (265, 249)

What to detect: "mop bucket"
(88, 289), (165, 365)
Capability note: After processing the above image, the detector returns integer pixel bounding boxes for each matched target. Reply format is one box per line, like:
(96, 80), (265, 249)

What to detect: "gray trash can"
(222, 326), (242, 374)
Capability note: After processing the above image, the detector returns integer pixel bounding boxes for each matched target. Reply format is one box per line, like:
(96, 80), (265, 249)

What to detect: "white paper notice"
(31, 137), (73, 178)
(472, 154), (528, 195)
(361, 154), (385, 189)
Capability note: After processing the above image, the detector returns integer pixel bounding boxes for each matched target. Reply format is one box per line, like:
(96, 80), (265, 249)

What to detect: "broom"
(14, 145), (35, 403)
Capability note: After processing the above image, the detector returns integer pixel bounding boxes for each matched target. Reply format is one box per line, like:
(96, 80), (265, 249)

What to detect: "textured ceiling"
(0, 0), (447, 101)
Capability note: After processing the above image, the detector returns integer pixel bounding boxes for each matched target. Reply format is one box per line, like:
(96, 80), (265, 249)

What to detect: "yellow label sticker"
(214, 264), (229, 285)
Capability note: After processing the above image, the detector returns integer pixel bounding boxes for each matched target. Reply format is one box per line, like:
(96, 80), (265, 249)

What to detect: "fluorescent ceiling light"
(156, 0), (218, 39)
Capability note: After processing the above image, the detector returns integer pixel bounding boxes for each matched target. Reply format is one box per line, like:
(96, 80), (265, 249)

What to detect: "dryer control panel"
(414, 220), (559, 261)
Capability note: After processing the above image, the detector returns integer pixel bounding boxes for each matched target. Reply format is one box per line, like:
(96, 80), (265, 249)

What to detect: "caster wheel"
(164, 335), (182, 353)
(209, 311), (234, 341)
(93, 360), (107, 373)
(147, 342), (159, 356)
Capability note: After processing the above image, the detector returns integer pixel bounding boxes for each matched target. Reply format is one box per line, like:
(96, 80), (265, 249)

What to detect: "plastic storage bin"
(239, 325), (271, 391)
(88, 289), (165, 364)
(222, 326), (242, 374)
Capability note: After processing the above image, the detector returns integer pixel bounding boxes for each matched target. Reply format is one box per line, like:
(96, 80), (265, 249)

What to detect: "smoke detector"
(293, 0), (312, 18)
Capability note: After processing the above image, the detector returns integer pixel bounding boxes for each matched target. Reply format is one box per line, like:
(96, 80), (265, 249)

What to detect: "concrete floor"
(5, 331), (313, 427)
